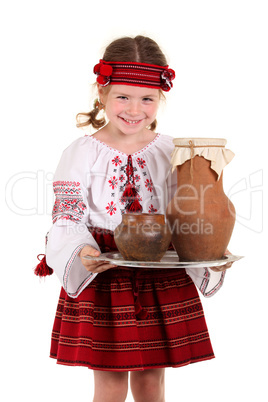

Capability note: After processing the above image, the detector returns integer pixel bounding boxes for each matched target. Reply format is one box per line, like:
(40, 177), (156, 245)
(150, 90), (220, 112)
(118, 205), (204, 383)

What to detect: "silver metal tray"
(83, 251), (243, 268)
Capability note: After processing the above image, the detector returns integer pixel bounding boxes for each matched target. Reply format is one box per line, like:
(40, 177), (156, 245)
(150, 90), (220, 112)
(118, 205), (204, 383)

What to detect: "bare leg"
(130, 368), (165, 402)
(93, 370), (129, 402)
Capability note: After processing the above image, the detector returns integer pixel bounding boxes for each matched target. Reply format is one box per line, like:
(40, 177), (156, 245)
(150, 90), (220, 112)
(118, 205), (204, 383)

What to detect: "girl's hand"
(79, 245), (116, 273)
(210, 249), (233, 272)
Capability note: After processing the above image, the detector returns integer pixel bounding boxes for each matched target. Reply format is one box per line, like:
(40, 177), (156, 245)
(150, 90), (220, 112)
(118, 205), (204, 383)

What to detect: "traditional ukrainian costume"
(37, 60), (226, 371)
(46, 133), (226, 371)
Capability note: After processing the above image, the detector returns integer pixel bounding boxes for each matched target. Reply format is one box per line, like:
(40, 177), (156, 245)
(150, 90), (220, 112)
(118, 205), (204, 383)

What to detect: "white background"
(1, 1), (267, 401)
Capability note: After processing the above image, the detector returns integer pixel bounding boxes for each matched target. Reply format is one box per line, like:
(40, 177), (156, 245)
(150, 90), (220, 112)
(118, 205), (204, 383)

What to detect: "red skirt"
(50, 229), (214, 371)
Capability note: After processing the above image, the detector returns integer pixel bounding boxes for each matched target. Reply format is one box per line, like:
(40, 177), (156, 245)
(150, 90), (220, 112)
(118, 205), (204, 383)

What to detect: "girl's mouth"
(119, 117), (142, 125)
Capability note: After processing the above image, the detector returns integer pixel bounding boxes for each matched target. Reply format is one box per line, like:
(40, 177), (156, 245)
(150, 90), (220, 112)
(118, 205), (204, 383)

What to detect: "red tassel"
(122, 183), (142, 212)
(134, 300), (148, 320)
(122, 155), (143, 212)
(137, 308), (148, 320)
(34, 254), (53, 277)
(122, 182), (138, 200)
(128, 198), (143, 212)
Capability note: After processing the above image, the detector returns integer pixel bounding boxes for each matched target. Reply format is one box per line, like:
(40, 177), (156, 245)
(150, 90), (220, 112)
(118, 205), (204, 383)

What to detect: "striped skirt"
(50, 229), (214, 371)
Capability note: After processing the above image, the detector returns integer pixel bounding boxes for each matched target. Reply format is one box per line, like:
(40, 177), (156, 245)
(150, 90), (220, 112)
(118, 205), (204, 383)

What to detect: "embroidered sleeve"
(52, 181), (87, 223)
(186, 267), (226, 297)
(46, 136), (100, 298)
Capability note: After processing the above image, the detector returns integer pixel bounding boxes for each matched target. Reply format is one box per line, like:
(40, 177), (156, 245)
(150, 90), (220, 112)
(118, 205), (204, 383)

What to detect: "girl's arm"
(46, 136), (105, 298)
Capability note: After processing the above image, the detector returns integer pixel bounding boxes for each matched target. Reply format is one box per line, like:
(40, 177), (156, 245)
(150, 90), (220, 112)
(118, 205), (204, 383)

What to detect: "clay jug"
(166, 138), (236, 261)
(114, 213), (171, 261)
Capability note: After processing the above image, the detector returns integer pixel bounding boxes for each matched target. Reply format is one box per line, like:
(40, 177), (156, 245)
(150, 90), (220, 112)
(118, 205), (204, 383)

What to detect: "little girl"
(39, 35), (231, 402)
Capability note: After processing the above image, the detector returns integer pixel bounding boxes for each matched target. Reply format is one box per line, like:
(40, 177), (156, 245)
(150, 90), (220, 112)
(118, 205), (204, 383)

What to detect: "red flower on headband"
(94, 62), (113, 86)
(161, 68), (175, 91)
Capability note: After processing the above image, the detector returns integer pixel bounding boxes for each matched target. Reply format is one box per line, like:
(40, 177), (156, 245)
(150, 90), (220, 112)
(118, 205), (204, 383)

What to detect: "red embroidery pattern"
(134, 174), (141, 182)
(145, 178), (154, 192)
(112, 156), (122, 166)
(148, 204), (158, 213)
(136, 158), (146, 168)
(108, 176), (118, 189)
(106, 201), (117, 216)
(107, 154), (157, 214)
(52, 181), (86, 223)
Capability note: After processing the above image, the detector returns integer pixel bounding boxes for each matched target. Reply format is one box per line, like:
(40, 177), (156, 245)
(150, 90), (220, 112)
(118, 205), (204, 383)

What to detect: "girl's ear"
(97, 84), (106, 106)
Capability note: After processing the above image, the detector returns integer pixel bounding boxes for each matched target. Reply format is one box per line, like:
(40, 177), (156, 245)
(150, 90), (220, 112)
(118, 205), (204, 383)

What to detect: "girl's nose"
(126, 100), (140, 116)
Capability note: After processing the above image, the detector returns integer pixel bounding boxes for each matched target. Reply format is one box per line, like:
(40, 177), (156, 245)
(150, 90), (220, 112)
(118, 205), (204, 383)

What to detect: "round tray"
(83, 251), (243, 268)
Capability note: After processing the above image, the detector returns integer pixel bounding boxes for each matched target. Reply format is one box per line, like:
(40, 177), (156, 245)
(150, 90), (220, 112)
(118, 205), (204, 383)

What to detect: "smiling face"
(98, 84), (161, 138)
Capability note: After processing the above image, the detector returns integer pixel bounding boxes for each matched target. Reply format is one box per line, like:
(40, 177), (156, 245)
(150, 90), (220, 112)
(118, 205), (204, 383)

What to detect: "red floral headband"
(93, 60), (175, 92)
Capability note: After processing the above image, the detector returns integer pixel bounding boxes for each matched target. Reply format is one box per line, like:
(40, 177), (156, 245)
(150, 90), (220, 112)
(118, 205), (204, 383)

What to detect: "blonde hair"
(76, 35), (168, 131)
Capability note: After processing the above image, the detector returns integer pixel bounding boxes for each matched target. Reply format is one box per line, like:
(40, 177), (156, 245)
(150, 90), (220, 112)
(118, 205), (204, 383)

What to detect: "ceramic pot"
(166, 138), (236, 261)
(114, 213), (171, 261)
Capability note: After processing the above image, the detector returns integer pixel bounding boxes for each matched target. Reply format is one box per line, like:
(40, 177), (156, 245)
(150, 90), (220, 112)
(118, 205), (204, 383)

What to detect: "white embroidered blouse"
(46, 133), (225, 298)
